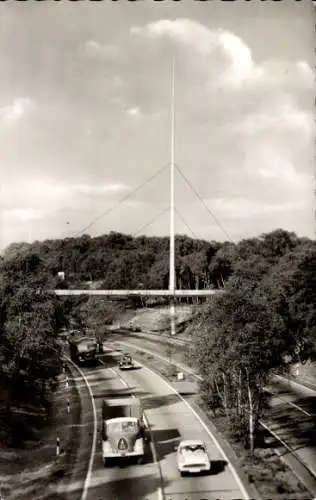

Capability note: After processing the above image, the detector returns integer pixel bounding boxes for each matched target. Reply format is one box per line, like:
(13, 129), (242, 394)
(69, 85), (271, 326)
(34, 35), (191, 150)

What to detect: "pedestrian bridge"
(51, 289), (224, 297)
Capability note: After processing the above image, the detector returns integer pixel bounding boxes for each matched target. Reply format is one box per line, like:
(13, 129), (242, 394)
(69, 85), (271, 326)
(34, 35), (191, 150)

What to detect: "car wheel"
(180, 471), (186, 477)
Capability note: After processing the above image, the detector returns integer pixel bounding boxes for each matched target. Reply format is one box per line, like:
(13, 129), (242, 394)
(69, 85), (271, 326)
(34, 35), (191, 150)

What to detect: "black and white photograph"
(0, 1), (315, 500)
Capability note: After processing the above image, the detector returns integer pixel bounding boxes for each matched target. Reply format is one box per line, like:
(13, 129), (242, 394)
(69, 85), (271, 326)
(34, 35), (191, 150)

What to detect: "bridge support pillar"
(170, 296), (176, 336)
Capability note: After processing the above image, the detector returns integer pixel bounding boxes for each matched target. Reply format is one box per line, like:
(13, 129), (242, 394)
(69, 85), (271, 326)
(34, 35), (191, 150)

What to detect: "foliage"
(1, 232), (226, 295)
(264, 240), (316, 362)
(78, 297), (125, 338)
(191, 234), (316, 451)
(0, 228), (314, 450)
(0, 283), (63, 445)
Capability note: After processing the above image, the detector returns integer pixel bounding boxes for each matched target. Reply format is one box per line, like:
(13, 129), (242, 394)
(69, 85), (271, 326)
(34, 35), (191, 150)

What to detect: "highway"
(108, 331), (316, 495)
(264, 377), (316, 477)
(64, 348), (249, 500)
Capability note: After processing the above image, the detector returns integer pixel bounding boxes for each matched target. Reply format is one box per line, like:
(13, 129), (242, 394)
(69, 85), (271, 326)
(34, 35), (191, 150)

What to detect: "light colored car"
(176, 440), (211, 476)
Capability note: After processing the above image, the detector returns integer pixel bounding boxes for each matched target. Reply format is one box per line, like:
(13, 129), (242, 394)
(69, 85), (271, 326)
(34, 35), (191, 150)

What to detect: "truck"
(101, 397), (149, 466)
(68, 336), (98, 365)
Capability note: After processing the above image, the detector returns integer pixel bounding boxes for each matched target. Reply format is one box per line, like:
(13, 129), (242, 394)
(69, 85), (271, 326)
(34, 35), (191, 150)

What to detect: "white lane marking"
(122, 358), (250, 500)
(64, 356), (97, 500)
(115, 342), (315, 414)
(100, 361), (164, 500)
(116, 342), (314, 421)
(273, 394), (312, 417)
(110, 342), (315, 497)
(274, 374), (316, 394)
(142, 410), (165, 500)
(112, 340), (202, 380)
(259, 420), (316, 480)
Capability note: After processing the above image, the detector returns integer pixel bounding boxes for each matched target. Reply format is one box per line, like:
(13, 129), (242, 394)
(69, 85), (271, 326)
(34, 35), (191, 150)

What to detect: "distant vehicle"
(101, 397), (149, 465)
(118, 353), (135, 370)
(68, 336), (98, 365)
(130, 326), (141, 332)
(176, 440), (211, 476)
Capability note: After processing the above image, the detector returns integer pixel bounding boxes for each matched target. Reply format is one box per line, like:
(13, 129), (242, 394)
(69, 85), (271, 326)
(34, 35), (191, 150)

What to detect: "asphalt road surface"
(111, 333), (316, 494)
(78, 348), (247, 500)
(265, 376), (316, 479)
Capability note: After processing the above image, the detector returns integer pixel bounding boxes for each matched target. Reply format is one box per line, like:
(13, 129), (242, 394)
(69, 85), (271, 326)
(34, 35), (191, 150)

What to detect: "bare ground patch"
(121, 305), (196, 333)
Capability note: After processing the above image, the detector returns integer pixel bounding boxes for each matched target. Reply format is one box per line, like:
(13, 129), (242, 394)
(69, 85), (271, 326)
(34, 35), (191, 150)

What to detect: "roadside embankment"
(53, 359), (96, 500)
(0, 362), (81, 500)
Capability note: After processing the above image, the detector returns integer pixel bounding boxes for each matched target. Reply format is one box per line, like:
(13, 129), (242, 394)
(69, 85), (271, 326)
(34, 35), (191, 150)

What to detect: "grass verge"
(0, 364), (81, 500)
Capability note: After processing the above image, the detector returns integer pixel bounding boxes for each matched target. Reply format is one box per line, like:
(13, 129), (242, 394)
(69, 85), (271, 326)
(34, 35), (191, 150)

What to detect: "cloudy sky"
(0, 1), (315, 250)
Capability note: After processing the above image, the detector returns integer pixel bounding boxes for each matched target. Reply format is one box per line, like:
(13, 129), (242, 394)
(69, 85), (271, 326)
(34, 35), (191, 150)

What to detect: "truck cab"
(101, 398), (148, 465)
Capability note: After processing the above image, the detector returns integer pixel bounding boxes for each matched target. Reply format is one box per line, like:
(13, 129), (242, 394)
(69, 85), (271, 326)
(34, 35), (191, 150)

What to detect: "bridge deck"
(51, 289), (223, 297)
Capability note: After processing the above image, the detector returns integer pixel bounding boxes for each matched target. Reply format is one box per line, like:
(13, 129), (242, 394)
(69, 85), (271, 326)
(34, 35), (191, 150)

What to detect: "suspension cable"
(133, 206), (170, 237)
(73, 163), (169, 236)
(175, 164), (234, 243)
(175, 207), (198, 239)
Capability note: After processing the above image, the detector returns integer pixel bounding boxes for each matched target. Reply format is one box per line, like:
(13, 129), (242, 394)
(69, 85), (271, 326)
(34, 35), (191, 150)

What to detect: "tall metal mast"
(169, 57), (176, 335)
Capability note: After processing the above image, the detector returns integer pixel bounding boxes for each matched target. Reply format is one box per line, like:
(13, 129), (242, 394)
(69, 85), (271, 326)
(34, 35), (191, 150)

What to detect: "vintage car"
(118, 353), (135, 370)
(176, 439), (211, 475)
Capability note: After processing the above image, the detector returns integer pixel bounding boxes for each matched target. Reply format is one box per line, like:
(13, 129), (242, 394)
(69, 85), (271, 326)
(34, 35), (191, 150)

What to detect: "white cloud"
(0, 97), (33, 123)
(73, 183), (128, 195)
(1, 16), (314, 247)
(126, 107), (141, 118)
(4, 208), (43, 222)
(131, 19), (256, 86)
(234, 99), (313, 140)
(1, 179), (129, 212)
(131, 18), (314, 90)
(295, 60), (314, 84)
(206, 196), (309, 220)
(84, 40), (120, 60)
(130, 21), (311, 196)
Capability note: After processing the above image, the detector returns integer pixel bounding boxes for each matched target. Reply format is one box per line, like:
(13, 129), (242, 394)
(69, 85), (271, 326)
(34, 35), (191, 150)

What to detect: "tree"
(265, 241), (316, 362)
(192, 259), (287, 451)
(79, 297), (125, 338)
(208, 242), (237, 288)
(0, 277), (63, 444)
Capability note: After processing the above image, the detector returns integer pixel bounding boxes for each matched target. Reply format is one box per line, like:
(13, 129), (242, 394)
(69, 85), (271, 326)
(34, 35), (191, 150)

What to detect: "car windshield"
(107, 420), (138, 433)
(78, 341), (96, 352)
(182, 444), (205, 453)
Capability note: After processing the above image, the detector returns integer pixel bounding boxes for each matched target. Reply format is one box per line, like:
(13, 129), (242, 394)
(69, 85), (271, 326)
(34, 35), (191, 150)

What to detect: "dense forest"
(0, 228), (315, 448)
(1, 228), (312, 291)
(1, 232), (224, 291)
